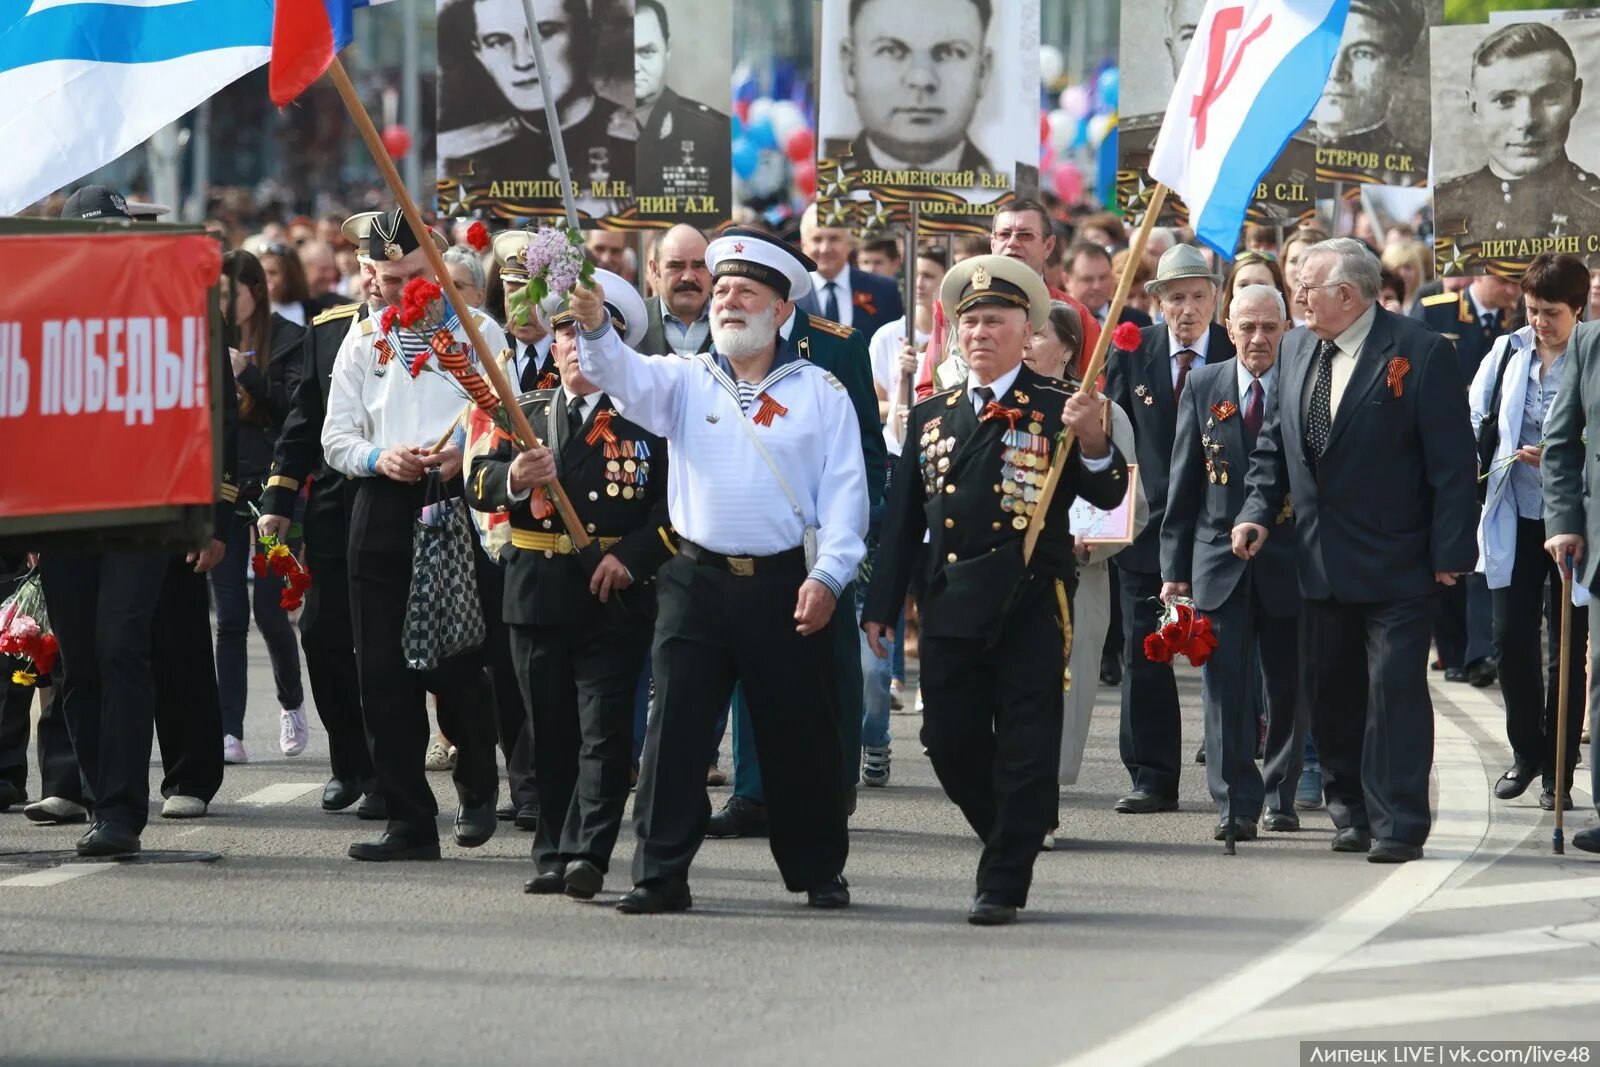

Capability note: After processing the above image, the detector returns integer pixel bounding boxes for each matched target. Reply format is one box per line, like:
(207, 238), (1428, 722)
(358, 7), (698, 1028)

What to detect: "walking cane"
(1555, 560), (1575, 855)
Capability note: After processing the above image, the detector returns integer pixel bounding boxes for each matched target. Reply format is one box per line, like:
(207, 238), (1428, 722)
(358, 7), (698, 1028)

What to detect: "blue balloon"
(1097, 67), (1120, 111)
(1070, 115), (1088, 150)
(730, 112), (744, 141)
(732, 138), (760, 180)
(747, 118), (777, 152)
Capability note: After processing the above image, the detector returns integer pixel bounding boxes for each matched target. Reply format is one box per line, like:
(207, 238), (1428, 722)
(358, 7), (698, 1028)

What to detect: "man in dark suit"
(1067, 240), (1152, 329)
(796, 203), (903, 342)
(641, 224), (713, 356)
(465, 269), (673, 899)
(863, 254), (1128, 925)
(1105, 245), (1236, 814)
(492, 230), (557, 390)
(1412, 274), (1520, 687)
(1161, 285), (1306, 841)
(1234, 238), (1477, 863)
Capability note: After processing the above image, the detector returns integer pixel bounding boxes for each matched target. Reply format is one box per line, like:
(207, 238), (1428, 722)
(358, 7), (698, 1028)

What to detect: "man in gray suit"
(1162, 285), (1307, 842)
(1233, 239), (1478, 863)
(1540, 318), (1600, 853)
(641, 224), (713, 356)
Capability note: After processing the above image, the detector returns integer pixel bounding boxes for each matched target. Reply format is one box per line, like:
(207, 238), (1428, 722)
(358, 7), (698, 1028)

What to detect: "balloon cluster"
(731, 62), (817, 207)
(1037, 52), (1120, 207)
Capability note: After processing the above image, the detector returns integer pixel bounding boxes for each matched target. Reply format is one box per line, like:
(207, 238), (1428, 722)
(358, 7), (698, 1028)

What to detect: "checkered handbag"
(401, 474), (486, 671)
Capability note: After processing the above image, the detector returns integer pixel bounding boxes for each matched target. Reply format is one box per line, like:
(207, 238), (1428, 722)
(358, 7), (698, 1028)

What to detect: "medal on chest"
(918, 417), (953, 496)
(999, 418), (1051, 530)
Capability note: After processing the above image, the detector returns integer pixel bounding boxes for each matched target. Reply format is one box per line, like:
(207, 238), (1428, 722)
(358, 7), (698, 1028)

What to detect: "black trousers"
(1493, 517), (1587, 786)
(348, 478), (498, 835)
(300, 551), (374, 788)
(152, 556), (225, 802)
(512, 607), (652, 875)
(475, 547), (536, 810)
(632, 551), (847, 892)
(0, 675), (82, 802)
(0, 662), (38, 793)
(1116, 567), (1182, 797)
(34, 681), (81, 801)
(39, 551), (168, 834)
(1302, 593), (1437, 846)
(920, 579), (1065, 907)
(1199, 577), (1306, 821)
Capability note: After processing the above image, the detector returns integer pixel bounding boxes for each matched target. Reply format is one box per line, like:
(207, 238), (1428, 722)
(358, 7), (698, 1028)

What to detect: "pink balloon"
(1052, 162), (1083, 204)
(784, 126), (816, 164)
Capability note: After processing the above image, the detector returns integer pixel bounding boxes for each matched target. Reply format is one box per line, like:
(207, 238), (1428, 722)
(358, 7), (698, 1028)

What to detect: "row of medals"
(999, 426), (1052, 530)
(1200, 426), (1230, 484)
(603, 439), (651, 499)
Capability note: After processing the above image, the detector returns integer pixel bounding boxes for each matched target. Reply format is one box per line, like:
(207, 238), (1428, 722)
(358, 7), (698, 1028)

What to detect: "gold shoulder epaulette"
(312, 302), (361, 326)
(358, 316), (377, 337)
(808, 316), (854, 340)
(918, 386), (962, 409)
(1421, 292), (1458, 308)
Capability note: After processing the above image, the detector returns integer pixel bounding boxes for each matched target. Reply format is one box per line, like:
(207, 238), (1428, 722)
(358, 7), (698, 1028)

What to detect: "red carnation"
(380, 305), (399, 334)
(287, 568), (312, 593)
(280, 589), (303, 612)
(409, 349), (431, 378)
(1112, 322), (1142, 351)
(1159, 621), (1185, 645)
(33, 633), (58, 675)
(1143, 632), (1173, 664)
(466, 221), (490, 252)
(250, 553), (268, 578)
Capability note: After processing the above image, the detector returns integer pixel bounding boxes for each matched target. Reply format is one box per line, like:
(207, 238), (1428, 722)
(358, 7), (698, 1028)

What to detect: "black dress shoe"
(1193, 744), (1206, 765)
(1466, 660), (1498, 688)
(1331, 826), (1373, 853)
(1443, 667), (1468, 683)
(523, 871), (565, 894)
(355, 791), (388, 821)
(0, 781), (24, 812)
(1099, 661), (1122, 686)
(321, 778), (362, 812)
(1261, 810), (1300, 832)
(1540, 789), (1575, 812)
(806, 875), (850, 909)
(706, 796), (768, 838)
(348, 831), (441, 862)
(615, 881), (692, 915)
(564, 859), (604, 900)
(495, 802), (516, 821)
(1493, 763), (1539, 800)
(1368, 839), (1424, 863)
(1114, 790), (1179, 814)
(514, 804), (540, 831)
(967, 892), (1018, 926)
(454, 803), (497, 848)
(76, 821), (140, 858)
(1571, 826), (1600, 854)
(1213, 818), (1259, 842)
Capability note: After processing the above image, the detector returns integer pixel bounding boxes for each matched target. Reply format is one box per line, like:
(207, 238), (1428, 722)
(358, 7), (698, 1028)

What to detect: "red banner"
(0, 232), (221, 519)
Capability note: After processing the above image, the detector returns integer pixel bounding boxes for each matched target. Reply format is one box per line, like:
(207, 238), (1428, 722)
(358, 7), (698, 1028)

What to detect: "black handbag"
(1475, 339), (1516, 505)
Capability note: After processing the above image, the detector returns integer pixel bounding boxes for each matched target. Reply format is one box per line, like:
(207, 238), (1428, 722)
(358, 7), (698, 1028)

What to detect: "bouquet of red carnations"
(1143, 596), (1218, 667)
(249, 514), (312, 612)
(0, 569), (58, 686)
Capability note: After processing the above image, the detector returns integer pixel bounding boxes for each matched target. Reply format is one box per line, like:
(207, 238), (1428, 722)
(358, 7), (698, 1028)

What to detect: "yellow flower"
(267, 543), (291, 560)
(11, 669), (36, 687)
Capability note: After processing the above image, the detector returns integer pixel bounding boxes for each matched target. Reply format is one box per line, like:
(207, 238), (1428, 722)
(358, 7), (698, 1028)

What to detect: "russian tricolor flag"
(1149, 0), (1350, 257)
(270, 0), (391, 106)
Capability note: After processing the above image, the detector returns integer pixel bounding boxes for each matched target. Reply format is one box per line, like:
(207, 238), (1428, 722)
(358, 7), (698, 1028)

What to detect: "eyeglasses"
(992, 230), (1041, 244)
(1294, 280), (1343, 295)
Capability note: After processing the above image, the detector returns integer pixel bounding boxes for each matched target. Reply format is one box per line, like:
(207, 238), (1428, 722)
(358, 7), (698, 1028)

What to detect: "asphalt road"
(4, 647), (1600, 1067)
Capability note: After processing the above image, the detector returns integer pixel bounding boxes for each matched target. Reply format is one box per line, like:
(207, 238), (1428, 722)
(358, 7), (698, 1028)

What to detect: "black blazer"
(464, 389), (672, 627)
(1238, 308), (1478, 603)
(796, 266), (904, 343)
(1160, 358), (1299, 618)
(863, 364), (1128, 638)
(1410, 289), (1508, 387)
(235, 312), (306, 487)
(1105, 322), (1236, 574)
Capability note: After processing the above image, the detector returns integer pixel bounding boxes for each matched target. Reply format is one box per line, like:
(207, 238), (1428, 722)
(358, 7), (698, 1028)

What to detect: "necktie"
(822, 281), (839, 322)
(567, 397), (585, 442)
(973, 384), (994, 414)
(1482, 311), (1501, 338)
(1304, 339), (1337, 461)
(1243, 378), (1264, 440)
(519, 344), (539, 391)
(1174, 349), (1195, 401)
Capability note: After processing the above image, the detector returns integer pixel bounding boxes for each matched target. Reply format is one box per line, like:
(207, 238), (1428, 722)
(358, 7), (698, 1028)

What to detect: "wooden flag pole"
(1022, 182), (1169, 563)
(325, 56), (591, 548)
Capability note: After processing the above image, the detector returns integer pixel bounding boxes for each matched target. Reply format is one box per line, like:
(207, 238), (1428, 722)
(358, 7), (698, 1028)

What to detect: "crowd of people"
(8, 177), (1600, 927)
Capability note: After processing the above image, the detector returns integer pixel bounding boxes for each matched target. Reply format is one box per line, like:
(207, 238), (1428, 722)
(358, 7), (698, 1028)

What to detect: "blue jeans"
(860, 600), (892, 748)
(891, 611), (906, 684)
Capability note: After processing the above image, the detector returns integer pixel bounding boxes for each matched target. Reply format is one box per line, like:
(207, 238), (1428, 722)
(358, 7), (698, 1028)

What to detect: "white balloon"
(769, 100), (807, 144)
(1039, 45), (1064, 86)
(1046, 109), (1075, 153)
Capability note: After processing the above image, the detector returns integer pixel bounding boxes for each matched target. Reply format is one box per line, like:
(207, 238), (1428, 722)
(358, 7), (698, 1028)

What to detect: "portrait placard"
(1430, 18), (1600, 277)
(1069, 463), (1137, 545)
(436, 0), (637, 225)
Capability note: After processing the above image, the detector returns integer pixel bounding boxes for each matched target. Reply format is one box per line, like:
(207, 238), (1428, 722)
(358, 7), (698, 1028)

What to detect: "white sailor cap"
(493, 230), (532, 284)
(548, 268), (648, 348)
(705, 226), (816, 302)
(342, 211), (382, 261)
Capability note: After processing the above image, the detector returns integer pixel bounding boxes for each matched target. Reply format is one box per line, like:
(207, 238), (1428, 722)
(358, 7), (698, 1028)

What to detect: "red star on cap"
(732, 242), (744, 253)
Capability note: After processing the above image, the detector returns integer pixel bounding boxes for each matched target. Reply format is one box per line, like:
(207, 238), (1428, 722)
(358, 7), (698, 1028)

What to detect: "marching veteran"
(321, 210), (507, 863)
(464, 269), (672, 901)
(571, 229), (868, 916)
(862, 255), (1128, 926)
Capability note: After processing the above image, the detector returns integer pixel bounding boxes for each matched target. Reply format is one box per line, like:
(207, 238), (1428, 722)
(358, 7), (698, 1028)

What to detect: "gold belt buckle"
(727, 555), (755, 577)
(556, 534), (573, 554)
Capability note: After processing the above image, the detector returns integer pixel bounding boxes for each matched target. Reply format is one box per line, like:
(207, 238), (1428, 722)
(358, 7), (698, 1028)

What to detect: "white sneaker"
(22, 797), (88, 824)
(223, 734), (248, 764)
(280, 706), (309, 757)
(914, 686), (925, 713)
(161, 795), (207, 819)
(1041, 829), (1058, 851)
(424, 738), (457, 772)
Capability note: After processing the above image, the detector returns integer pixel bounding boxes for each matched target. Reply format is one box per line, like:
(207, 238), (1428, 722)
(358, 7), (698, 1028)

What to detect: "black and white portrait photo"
(1432, 17), (1600, 277)
(436, 0), (636, 222)
(632, 0), (731, 223)
(817, 0), (1021, 199)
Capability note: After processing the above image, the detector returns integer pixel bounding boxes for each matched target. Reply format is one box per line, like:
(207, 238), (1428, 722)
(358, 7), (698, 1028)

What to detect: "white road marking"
(1419, 875), (1600, 913)
(236, 783), (322, 805)
(1055, 692), (1488, 1067)
(1326, 921), (1600, 973)
(0, 864), (115, 888)
(1193, 975), (1600, 1046)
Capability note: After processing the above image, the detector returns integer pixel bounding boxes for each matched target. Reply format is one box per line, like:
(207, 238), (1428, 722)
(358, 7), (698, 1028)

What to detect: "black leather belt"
(678, 539), (805, 577)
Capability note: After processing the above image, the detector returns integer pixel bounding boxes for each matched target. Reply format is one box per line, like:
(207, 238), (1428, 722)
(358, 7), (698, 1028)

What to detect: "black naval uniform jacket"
(464, 389), (673, 627)
(862, 365), (1128, 640)
(260, 302), (366, 557)
(1409, 288), (1507, 387)
(636, 86), (729, 197)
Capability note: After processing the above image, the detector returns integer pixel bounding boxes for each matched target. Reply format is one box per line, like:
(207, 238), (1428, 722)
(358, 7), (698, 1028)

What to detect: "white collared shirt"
(969, 363), (1022, 413)
(1235, 359), (1278, 403)
(1302, 303), (1377, 421)
(811, 268), (853, 328)
(1168, 328), (1211, 388)
(511, 335), (552, 386)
